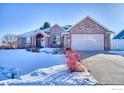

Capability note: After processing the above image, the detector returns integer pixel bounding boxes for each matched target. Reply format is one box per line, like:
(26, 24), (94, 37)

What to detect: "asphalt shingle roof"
(113, 30), (124, 39)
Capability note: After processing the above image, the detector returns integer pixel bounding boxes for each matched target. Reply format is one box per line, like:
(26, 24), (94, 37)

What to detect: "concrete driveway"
(78, 51), (124, 85)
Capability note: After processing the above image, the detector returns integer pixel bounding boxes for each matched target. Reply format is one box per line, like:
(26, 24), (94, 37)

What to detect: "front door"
(36, 34), (43, 48)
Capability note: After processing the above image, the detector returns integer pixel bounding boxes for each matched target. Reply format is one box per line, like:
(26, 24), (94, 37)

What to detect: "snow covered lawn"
(0, 48), (97, 85)
(0, 49), (64, 80)
(109, 51), (124, 56)
(0, 64), (97, 85)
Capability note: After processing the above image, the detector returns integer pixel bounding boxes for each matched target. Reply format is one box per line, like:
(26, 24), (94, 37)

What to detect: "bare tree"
(1, 34), (17, 48)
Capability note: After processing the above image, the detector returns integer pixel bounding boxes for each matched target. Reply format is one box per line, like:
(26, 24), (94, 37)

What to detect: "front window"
(22, 37), (26, 44)
(27, 37), (30, 44)
(53, 35), (60, 45)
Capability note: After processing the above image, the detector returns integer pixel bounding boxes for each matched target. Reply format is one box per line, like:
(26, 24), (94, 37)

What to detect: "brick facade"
(65, 17), (111, 50)
(48, 24), (64, 48)
(17, 16), (112, 50)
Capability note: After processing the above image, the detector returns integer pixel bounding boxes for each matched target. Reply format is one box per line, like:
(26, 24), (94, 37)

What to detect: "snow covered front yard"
(0, 65), (97, 85)
(0, 48), (97, 85)
(0, 49), (64, 80)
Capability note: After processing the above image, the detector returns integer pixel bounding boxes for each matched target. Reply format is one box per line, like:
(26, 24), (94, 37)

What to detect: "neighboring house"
(17, 16), (113, 50)
(113, 30), (124, 39)
(111, 30), (124, 50)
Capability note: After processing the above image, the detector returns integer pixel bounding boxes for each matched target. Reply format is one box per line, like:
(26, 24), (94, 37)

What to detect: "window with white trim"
(22, 37), (26, 44)
(53, 35), (60, 45)
(27, 37), (30, 44)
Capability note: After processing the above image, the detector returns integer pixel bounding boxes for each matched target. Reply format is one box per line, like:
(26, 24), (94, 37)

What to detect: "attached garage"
(64, 16), (113, 50)
(71, 34), (104, 50)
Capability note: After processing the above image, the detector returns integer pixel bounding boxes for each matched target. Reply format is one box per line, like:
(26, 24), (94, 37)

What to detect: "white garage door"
(71, 34), (104, 50)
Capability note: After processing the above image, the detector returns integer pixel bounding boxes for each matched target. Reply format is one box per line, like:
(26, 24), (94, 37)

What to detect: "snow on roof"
(19, 28), (50, 37)
(18, 24), (66, 37)
(50, 24), (66, 31)
(113, 30), (124, 39)
(62, 25), (72, 31)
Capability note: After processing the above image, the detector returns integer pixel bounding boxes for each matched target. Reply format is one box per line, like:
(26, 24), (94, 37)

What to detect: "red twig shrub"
(65, 49), (82, 72)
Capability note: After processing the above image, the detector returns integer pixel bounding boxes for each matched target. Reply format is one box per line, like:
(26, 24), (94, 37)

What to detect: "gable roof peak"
(53, 23), (60, 26)
(50, 24), (65, 31)
(85, 15), (91, 18)
(67, 16), (113, 33)
(82, 15), (95, 20)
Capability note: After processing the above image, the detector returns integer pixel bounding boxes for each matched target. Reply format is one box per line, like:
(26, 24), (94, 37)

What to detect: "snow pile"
(0, 67), (22, 81)
(40, 48), (56, 53)
(0, 65), (97, 85)
(109, 51), (124, 56)
(40, 48), (62, 54)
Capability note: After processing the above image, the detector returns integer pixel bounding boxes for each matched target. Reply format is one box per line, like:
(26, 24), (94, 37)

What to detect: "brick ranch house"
(17, 16), (114, 50)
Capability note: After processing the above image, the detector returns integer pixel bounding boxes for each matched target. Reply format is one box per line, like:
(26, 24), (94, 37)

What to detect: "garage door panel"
(71, 34), (104, 50)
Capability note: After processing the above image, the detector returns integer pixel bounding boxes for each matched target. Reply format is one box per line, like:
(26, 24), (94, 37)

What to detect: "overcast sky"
(0, 3), (124, 38)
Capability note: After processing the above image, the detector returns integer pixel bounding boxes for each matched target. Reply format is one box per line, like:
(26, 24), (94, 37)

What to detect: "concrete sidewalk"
(79, 51), (124, 85)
